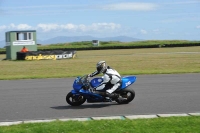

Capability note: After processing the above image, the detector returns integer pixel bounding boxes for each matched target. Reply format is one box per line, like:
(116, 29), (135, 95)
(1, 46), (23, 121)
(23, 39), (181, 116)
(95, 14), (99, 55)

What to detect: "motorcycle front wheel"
(115, 88), (135, 104)
(66, 92), (86, 106)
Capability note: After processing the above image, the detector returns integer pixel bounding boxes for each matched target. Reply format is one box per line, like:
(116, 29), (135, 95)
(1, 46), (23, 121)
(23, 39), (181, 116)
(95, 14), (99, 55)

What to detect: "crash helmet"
(96, 61), (107, 73)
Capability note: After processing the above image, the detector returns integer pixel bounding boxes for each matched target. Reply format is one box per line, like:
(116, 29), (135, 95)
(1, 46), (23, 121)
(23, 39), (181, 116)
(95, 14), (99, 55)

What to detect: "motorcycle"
(66, 74), (136, 106)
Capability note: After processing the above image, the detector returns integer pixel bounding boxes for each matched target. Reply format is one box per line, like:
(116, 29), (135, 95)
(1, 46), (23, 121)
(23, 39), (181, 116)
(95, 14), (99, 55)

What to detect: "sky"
(0, 0), (200, 41)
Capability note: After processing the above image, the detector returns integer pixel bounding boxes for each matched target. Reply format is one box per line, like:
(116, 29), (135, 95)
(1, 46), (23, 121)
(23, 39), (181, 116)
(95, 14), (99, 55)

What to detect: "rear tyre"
(66, 92), (86, 106)
(115, 88), (135, 104)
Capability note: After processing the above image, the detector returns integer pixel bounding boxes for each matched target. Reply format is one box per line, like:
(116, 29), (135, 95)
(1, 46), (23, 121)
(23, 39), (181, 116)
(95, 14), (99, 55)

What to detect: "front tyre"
(115, 88), (135, 104)
(66, 92), (86, 106)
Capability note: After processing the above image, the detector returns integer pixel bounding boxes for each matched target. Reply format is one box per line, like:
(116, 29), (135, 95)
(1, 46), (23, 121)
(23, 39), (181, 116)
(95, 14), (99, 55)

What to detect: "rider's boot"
(106, 92), (118, 100)
(89, 88), (95, 93)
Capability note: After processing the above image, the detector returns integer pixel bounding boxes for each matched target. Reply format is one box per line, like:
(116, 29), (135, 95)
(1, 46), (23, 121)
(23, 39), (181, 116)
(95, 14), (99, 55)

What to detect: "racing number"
(125, 81), (131, 87)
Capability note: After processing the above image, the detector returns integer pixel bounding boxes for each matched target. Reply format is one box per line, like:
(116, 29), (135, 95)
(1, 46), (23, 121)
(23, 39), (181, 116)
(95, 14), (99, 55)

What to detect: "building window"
(92, 40), (98, 43)
(16, 32), (33, 41)
(28, 32), (32, 40)
(24, 33), (27, 40)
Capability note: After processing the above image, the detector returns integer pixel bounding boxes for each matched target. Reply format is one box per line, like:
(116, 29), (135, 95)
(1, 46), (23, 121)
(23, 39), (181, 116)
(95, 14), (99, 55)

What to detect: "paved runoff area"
(0, 112), (200, 126)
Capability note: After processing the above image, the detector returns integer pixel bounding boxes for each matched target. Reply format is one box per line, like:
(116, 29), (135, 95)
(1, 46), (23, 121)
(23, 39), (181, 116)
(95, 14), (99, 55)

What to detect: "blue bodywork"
(120, 76), (137, 89)
(90, 76), (136, 89)
(71, 75), (137, 102)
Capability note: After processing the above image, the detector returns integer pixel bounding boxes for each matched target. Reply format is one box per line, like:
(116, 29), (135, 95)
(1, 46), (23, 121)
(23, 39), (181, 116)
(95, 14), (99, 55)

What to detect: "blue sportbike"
(66, 74), (136, 106)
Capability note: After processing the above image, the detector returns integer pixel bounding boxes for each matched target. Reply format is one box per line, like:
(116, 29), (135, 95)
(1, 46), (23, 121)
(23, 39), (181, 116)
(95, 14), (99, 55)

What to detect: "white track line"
(0, 112), (200, 126)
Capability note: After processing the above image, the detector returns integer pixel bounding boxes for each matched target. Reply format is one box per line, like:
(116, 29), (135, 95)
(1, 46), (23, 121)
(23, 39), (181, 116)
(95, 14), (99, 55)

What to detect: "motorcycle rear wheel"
(66, 92), (86, 106)
(115, 88), (135, 104)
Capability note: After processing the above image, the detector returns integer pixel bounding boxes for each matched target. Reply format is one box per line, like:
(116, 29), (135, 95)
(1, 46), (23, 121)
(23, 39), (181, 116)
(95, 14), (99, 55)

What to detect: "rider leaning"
(88, 61), (121, 99)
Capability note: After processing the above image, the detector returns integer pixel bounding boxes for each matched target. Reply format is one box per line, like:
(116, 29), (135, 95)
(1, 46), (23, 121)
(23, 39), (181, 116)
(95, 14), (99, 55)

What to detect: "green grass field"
(0, 46), (200, 132)
(0, 46), (200, 80)
(0, 116), (200, 133)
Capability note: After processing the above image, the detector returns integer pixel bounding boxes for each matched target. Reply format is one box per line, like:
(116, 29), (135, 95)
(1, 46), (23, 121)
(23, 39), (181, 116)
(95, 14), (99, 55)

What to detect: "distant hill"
(0, 36), (142, 47)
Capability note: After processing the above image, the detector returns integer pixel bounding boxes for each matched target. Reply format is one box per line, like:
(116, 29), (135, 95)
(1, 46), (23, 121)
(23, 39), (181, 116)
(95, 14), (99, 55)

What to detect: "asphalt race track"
(0, 74), (200, 122)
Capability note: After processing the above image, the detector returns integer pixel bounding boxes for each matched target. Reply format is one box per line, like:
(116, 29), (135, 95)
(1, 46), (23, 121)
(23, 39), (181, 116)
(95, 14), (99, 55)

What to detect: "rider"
(88, 61), (121, 99)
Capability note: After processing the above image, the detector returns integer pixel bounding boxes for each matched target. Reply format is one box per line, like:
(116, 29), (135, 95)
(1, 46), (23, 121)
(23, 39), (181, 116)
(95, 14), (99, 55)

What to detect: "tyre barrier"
(17, 50), (76, 60)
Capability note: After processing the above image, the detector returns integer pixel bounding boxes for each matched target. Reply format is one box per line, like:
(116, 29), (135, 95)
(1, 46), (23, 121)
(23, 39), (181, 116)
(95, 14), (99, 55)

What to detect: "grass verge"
(0, 116), (200, 133)
(0, 47), (200, 80)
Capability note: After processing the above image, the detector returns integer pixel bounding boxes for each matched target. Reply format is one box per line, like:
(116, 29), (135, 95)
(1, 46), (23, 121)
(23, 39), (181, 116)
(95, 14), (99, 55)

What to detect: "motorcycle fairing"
(120, 76), (136, 89)
(73, 77), (82, 91)
(71, 88), (104, 100)
(90, 78), (103, 88)
(90, 76), (137, 89)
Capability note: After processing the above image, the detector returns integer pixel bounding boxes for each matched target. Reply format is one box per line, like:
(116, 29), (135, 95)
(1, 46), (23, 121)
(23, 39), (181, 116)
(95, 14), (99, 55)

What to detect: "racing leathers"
(89, 66), (121, 95)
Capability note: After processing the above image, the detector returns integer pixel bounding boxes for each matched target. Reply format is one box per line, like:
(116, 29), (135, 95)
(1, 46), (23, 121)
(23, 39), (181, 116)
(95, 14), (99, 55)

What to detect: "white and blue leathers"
(90, 66), (121, 94)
